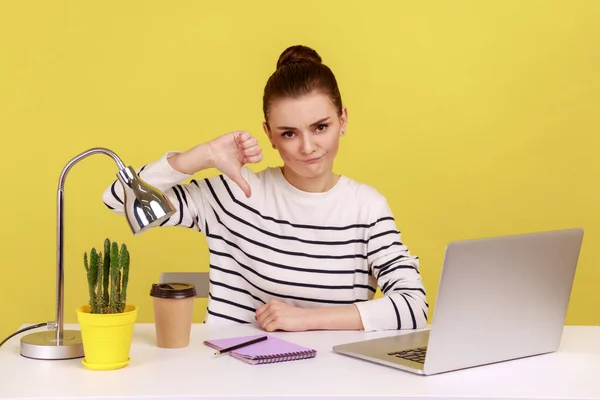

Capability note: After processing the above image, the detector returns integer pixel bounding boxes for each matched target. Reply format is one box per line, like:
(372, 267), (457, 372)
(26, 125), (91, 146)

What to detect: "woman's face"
(263, 91), (347, 181)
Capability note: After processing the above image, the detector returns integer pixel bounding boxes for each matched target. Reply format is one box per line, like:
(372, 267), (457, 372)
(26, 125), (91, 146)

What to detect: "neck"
(281, 166), (339, 193)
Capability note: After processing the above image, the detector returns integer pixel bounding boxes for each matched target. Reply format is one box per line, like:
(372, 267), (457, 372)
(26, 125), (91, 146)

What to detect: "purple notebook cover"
(203, 334), (316, 365)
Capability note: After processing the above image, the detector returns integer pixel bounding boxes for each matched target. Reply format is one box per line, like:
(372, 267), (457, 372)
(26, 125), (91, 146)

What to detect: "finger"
(258, 313), (275, 328)
(264, 319), (279, 332)
(235, 131), (250, 144)
(231, 174), (252, 198)
(243, 145), (262, 157)
(255, 303), (269, 320)
(257, 301), (279, 325)
(245, 154), (263, 164)
(257, 308), (275, 327)
(240, 137), (258, 149)
(263, 312), (283, 332)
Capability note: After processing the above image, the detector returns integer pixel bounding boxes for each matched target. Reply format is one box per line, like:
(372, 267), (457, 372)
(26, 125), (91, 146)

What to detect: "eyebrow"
(276, 117), (330, 131)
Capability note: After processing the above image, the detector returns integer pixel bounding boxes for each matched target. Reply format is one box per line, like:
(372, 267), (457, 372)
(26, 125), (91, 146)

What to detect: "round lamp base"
(20, 330), (84, 360)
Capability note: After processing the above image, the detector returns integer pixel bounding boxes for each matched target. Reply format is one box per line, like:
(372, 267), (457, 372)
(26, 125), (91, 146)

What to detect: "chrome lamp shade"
(20, 147), (176, 360)
(118, 166), (175, 235)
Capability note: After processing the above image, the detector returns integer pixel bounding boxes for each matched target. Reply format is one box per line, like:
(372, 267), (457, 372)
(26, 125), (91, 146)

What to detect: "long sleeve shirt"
(102, 151), (429, 331)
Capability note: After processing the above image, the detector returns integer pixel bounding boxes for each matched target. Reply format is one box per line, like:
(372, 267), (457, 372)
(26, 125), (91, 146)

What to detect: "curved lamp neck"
(55, 147), (127, 342)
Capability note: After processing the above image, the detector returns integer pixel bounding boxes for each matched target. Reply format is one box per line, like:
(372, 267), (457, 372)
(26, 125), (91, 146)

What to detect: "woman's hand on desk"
(255, 300), (365, 332)
(255, 300), (312, 332)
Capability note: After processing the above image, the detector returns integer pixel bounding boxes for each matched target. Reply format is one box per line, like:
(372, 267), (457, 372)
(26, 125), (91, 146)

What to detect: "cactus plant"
(102, 238), (110, 308)
(83, 238), (131, 314)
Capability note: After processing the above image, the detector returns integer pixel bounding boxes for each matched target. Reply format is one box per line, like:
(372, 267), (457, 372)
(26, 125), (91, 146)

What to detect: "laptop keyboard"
(387, 347), (427, 364)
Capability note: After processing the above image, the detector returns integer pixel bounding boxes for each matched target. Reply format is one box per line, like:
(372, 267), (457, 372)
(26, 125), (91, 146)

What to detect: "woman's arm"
(255, 301), (364, 331)
(354, 202), (428, 332)
(102, 150), (202, 229)
(102, 130), (263, 230)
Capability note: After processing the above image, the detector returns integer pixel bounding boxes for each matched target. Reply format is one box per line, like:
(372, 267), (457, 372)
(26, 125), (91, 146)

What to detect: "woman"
(103, 45), (428, 332)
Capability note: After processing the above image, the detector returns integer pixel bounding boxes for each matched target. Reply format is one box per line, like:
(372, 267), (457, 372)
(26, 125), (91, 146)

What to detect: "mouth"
(302, 157), (322, 164)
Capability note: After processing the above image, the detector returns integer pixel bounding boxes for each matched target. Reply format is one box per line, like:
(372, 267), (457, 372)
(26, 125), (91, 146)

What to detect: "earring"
(340, 130), (345, 136)
(272, 144), (277, 149)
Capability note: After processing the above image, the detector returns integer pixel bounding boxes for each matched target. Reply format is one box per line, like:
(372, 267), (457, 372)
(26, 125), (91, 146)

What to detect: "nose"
(300, 134), (315, 155)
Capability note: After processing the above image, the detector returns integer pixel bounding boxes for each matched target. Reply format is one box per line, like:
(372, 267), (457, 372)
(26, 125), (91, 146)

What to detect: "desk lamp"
(20, 147), (176, 360)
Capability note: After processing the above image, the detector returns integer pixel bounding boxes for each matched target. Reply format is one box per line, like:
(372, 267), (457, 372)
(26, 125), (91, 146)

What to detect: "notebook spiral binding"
(251, 349), (317, 364)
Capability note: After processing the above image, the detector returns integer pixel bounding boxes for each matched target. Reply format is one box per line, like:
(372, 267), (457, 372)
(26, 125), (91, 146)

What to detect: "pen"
(214, 335), (268, 356)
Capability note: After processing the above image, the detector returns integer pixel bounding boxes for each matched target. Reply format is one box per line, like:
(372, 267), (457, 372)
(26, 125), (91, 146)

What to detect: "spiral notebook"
(203, 334), (317, 365)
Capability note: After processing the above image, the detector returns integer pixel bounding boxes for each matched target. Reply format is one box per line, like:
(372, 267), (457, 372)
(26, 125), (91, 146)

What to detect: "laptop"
(333, 228), (584, 375)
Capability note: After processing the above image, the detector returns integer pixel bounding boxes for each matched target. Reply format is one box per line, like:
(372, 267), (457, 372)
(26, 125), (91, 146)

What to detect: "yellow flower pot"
(76, 304), (138, 370)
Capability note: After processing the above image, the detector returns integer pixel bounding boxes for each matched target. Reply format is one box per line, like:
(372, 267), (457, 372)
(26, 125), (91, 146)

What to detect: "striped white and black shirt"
(102, 151), (428, 331)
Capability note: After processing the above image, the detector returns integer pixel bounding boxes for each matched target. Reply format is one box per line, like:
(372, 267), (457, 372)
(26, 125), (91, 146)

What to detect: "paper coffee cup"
(150, 282), (196, 349)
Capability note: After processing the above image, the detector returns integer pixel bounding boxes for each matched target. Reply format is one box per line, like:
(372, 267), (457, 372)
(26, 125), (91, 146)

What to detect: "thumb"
(230, 170), (252, 198)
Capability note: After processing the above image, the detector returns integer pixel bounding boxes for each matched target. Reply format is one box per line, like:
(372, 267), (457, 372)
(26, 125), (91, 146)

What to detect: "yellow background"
(1, 1), (598, 342)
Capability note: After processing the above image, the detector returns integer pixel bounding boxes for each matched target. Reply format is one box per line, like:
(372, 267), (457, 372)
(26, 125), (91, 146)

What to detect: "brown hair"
(262, 45), (343, 123)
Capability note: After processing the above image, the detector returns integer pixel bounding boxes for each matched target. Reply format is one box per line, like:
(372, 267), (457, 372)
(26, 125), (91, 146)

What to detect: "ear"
(340, 106), (348, 134)
(263, 122), (276, 149)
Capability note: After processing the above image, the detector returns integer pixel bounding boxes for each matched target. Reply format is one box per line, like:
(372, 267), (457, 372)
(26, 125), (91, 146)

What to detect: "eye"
(281, 131), (295, 138)
(315, 124), (328, 132)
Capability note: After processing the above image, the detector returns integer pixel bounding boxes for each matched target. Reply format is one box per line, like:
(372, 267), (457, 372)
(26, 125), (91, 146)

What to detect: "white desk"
(1, 324), (599, 400)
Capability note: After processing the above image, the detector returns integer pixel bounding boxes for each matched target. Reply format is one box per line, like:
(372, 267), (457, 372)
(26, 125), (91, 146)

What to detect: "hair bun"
(276, 45), (322, 69)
